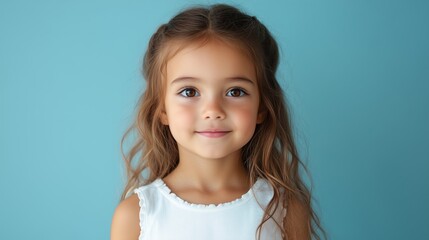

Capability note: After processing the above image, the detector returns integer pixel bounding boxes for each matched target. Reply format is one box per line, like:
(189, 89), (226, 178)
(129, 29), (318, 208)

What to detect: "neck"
(165, 149), (249, 192)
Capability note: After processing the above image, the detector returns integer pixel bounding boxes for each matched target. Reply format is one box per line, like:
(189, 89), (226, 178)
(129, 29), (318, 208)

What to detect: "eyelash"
(178, 88), (200, 97)
(177, 87), (248, 97)
(226, 88), (248, 97)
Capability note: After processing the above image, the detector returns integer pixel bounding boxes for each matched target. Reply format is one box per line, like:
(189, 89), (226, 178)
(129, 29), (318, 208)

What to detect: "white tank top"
(133, 178), (286, 240)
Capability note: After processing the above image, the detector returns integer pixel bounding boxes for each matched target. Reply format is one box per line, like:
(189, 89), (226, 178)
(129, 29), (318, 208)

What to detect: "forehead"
(164, 38), (256, 83)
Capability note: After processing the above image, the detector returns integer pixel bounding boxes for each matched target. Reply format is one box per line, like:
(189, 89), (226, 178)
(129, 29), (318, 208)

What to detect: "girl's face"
(161, 39), (264, 161)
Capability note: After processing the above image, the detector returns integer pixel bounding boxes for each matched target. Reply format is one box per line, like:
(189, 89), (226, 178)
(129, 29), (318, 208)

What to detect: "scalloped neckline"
(154, 178), (262, 210)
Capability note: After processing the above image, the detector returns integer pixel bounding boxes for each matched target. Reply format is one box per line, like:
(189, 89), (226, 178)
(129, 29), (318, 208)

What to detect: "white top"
(133, 178), (286, 240)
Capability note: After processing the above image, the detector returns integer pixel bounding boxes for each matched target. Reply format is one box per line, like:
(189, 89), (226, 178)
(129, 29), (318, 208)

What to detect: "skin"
(160, 39), (263, 202)
(110, 39), (310, 240)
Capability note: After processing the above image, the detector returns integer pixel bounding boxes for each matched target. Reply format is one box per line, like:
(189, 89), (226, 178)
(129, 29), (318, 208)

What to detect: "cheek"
(231, 104), (260, 129)
(166, 103), (195, 129)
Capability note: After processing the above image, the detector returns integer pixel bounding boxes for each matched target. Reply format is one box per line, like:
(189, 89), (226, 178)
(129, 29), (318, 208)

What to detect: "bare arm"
(283, 197), (311, 240)
(110, 194), (140, 240)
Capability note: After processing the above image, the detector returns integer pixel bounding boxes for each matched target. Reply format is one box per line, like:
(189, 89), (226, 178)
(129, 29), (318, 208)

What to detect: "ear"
(160, 110), (169, 125)
(256, 109), (266, 124)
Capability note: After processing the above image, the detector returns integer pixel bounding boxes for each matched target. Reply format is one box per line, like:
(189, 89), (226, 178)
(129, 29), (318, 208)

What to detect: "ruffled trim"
(133, 188), (146, 240)
(280, 203), (288, 239)
(154, 178), (263, 210)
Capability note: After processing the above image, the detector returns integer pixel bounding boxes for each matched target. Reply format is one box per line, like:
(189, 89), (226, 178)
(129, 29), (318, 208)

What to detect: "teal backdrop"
(1, 0), (428, 239)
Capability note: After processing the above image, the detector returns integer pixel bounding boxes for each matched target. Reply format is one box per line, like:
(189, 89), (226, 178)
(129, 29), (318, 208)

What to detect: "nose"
(202, 97), (226, 120)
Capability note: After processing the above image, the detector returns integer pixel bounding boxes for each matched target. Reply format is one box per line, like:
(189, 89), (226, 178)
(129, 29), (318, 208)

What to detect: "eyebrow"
(171, 76), (255, 85)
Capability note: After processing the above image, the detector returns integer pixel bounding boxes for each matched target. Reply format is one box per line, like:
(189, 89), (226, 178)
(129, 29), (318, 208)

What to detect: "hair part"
(120, 3), (326, 239)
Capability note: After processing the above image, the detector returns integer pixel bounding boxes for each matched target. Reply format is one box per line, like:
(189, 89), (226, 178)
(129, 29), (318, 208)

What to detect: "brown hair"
(120, 3), (326, 240)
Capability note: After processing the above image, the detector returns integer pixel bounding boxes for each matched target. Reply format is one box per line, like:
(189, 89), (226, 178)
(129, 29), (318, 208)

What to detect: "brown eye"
(179, 88), (199, 97)
(227, 88), (246, 97)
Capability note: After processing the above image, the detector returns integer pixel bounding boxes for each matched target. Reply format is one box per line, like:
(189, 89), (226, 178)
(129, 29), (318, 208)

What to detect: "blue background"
(1, 0), (428, 239)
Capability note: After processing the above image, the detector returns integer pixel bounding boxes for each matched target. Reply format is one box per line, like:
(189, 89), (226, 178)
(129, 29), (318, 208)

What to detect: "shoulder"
(284, 196), (311, 240)
(110, 194), (140, 240)
(257, 179), (311, 239)
(110, 181), (161, 240)
(252, 178), (276, 205)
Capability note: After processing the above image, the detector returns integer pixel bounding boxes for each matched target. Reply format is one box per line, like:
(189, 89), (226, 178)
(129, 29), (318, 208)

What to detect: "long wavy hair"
(119, 3), (326, 240)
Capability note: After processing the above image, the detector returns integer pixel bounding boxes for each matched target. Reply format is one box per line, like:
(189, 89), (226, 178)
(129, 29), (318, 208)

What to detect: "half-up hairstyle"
(120, 3), (326, 240)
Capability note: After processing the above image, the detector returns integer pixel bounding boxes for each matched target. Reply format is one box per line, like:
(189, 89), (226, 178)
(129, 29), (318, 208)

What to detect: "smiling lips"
(196, 130), (231, 138)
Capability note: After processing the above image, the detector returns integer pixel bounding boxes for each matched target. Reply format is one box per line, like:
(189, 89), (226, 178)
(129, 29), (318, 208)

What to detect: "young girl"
(111, 4), (325, 240)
